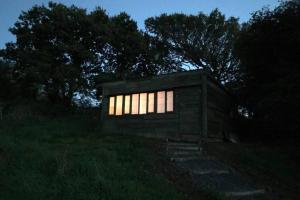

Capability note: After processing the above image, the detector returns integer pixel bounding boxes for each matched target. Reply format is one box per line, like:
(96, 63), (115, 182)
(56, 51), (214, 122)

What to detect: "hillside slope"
(0, 116), (185, 200)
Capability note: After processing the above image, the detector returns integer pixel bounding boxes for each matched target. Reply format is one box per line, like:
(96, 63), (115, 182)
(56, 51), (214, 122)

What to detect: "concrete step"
(225, 189), (265, 198)
(191, 169), (230, 175)
(165, 141), (267, 199)
(171, 155), (215, 162)
(171, 156), (200, 162)
(170, 153), (202, 160)
(172, 151), (202, 156)
(167, 135), (200, 143)
(167, 142), (199, 147)
(167, 146), (200, 151)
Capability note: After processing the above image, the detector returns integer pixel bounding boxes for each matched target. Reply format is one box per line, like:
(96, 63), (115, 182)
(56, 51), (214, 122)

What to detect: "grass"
(0, 115), (185, 200)
(3, 112), (297, 199)
(205, 142), (300, 199)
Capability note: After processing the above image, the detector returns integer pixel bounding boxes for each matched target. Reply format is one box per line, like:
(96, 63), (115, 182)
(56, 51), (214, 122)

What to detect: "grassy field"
(0, 115), (185, 200)
(1, 113), (298, 200)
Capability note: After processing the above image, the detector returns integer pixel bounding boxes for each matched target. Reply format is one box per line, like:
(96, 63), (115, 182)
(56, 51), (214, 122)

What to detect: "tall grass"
(0, 116), (184, 200)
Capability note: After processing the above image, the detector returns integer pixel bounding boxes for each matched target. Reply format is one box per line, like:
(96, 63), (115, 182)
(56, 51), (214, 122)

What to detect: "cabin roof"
(100, 70), (231, 96)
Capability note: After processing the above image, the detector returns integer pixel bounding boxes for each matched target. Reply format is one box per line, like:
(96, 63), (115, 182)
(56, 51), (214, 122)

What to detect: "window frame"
(124, 94), (131, 115)
(108, 96), (116, 115)
(147, 92), (155, 114)
(131, 93), (140, 115)
(107, 89), (175, 116)
(166, 90), (174, 113)
(139, 93), (147, 115)
(156, 91), (166, 114)
(115, 95), (123, 116)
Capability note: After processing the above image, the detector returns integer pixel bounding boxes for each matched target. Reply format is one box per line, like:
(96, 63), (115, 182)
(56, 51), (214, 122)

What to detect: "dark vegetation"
(235, 0), (300, 141)
(0, 0), (300, 199)
(0, 114), (186, 200)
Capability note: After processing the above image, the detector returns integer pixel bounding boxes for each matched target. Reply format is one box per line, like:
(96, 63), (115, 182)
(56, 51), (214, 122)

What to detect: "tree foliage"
(235, 0), (300, 135)
(0, 59), (14, 100)
(3, 2), (109, 105)
(3, 2), (159, 106)
(145, 9), (241, 84)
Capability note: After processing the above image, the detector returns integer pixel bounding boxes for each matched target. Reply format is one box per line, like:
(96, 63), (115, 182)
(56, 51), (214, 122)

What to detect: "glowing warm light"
(109, 96), (115, 115)
(157, 91), (165, 113)
(131, 94), (139, 114)
(108, 90), (173, 116)
(148, 93), (154, 113)
(115, 95), (123, 115)
(124, 95), (130, 114)
(139, 93), (147, 114)
(167, 91), (173, 112)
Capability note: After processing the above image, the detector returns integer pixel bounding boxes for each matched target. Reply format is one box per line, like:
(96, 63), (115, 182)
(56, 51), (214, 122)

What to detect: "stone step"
(191, 169), (230, 175)
(225, 189), (265, 198)
(171, 156), (200, 162)
(165, 141), (267, 199)
(167, 142), (199, 147)
(170, 153), (202, 159)
(167, 135), (200, 143)
(167, 146), (200, 151)
(172, 151), (202, 156)
(171, 155), (215, 162)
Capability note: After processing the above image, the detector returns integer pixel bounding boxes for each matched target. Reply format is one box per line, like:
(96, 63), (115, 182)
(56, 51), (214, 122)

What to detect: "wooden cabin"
(100, 70), (233, 140)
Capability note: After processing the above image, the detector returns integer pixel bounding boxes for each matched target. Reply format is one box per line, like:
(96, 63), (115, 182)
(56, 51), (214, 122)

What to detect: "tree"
(91, 12), (164, 98)
(3, 3), (164, 105)
(101, 12), (160, 80)
(145, 9), (241, 84)
(3, 2), (109, 106)
(235, 0), (300, 137)
(0, 58), (14, 100)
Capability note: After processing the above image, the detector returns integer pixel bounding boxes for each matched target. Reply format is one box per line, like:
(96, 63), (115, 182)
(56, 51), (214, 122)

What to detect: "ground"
(205, 142), (300, 199)
(0, 115), (185, 200)
(0, 115), (299, 200)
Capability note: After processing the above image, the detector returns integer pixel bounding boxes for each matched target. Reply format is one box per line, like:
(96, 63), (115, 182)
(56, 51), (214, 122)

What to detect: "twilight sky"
(0, 0), (280, 48)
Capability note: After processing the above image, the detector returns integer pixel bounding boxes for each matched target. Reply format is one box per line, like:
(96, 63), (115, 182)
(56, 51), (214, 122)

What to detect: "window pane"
(131, 94), (139, 114)
(115, 95), (123, 115)
(108, 96), (115, 115)
(148, 93), (154, 113)
(124, 95), (131, 114)
(139, 93), (147, 114)
(167, 91), (174, 112)
(157, 91), (165, 113)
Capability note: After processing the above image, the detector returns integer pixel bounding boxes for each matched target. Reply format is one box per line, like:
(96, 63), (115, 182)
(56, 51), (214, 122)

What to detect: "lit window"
(167, 91), (173, 112)
(139, 93), (147, 114)
(124, 95), (131, 114)
(109, 96), (115, 115)
(148, 93), (154, 113)
(108, 90), (173, 116)
(157, 91), (165, 113)
(131, 94), (139, 114)
(115, 95), (123, 115)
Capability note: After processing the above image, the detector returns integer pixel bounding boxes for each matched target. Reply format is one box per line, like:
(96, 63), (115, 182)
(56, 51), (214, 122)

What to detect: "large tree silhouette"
(145, 9), (241, 85)
(236, 0), (300, 136)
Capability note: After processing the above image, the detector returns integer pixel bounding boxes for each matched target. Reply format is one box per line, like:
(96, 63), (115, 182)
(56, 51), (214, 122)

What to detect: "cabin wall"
(101, 86), (202, 138)
(176, 86), (202, 136)
(207, 81), (232, 139)
(100, 71), (232, 139)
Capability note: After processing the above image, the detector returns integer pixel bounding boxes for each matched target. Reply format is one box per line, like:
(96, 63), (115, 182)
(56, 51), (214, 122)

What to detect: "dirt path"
(163, 140), (274, 200)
